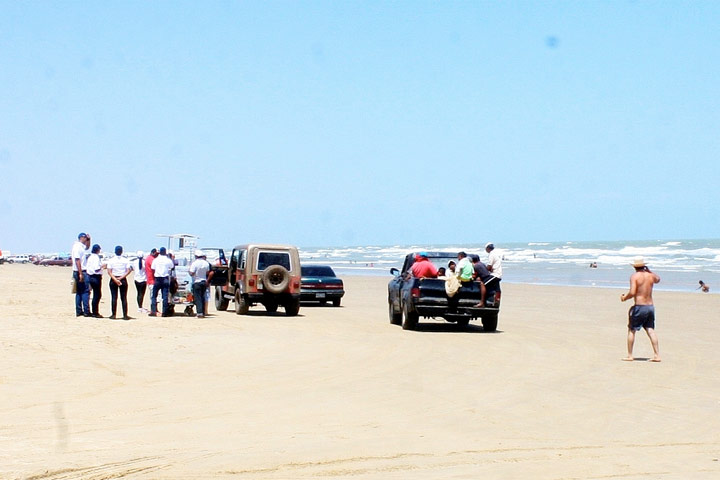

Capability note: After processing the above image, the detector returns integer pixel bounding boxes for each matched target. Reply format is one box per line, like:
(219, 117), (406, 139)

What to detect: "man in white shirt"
(150, 247), (175, 317)
(189, 249), (214, 318)
(71, 232), (91, 317)
(485, 243), (503, 281)
(106, 245), (132, 320)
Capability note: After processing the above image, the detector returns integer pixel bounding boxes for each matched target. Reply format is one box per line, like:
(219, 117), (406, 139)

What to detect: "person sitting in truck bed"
(470, 254), (489, 307)
(411, 252), (438, 278)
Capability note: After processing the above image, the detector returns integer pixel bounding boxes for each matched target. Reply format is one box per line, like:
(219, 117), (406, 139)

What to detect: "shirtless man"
(620, 257), (661, 362)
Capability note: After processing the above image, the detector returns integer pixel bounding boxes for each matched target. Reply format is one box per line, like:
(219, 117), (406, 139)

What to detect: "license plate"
(316, 293), (326, 299)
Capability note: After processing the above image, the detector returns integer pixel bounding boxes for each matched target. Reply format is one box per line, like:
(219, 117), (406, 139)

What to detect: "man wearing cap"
(189, 249), (214, 318)
(410, 252), (438, 279)
(485, 243), (503, 281)
(620, 257), (661, 362)
(150, 247), (174, 317)
(71, 232), (92, 317)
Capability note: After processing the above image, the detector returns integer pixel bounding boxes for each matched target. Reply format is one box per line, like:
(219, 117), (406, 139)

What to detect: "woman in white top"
(85, 244), (104, 318)
(133, 250), (148, 313)
(106, 245), (132, 320)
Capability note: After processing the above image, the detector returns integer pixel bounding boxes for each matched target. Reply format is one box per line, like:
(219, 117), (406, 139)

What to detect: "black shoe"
(83, 313), (92, 317)
(148, 312), (157, 317)
(109, 315), (116, 319)
(93, 314), (104, 318)
(122, 316), (131, 320)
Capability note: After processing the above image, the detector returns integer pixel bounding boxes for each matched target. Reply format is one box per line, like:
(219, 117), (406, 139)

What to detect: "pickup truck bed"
(388, 252), (500, 332)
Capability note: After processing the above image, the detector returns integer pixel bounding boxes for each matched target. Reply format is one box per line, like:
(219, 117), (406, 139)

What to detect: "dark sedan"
(300, 265), (344, 306)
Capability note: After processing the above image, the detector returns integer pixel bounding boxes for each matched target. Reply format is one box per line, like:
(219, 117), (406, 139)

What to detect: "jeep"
(211, 244), (301, 316)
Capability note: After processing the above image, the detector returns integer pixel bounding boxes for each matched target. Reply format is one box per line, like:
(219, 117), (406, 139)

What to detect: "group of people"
(71, 232), (214, 320)
(410, 243), (503, 307)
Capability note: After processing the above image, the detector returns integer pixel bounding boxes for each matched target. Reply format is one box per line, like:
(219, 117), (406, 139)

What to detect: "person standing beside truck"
(189, 249), (214, 318)
(150, 247), (174, 317)
(485, 242), (503, 285)
(71, 232), (91, 317)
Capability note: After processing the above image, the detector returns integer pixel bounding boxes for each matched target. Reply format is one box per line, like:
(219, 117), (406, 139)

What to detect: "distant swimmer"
(590, 262), (598, 268)
(620, 257), (661, 362)
(698, 280), (710, 293)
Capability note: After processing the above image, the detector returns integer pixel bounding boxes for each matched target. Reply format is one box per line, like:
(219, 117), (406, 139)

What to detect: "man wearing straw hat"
(620, 256), (661, 362)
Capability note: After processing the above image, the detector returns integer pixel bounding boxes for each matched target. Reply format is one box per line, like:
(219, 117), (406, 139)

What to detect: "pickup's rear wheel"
(401, 303), (419, 331)
(456, 317), (470, 329)
(332, 298), (341, 307)
(234, 290), (249, 315)
(215, 287), (229, 311)
(389, 300), (401, 325)
(482, 312), (498, 332)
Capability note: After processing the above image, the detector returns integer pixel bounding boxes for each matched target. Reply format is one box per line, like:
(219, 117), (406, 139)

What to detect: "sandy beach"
(1, 263), (719, 479)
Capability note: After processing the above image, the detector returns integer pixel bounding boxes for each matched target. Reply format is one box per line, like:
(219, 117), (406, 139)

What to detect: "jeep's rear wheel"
(482, 312), (498, 332)
(401, 303), (419, 331)
(215, 287), (229, 311)
(262, 266), (290, 294)
(234, 290), (249, 315)
(265, 301), (278, 313)
(285, 299), (300, 317)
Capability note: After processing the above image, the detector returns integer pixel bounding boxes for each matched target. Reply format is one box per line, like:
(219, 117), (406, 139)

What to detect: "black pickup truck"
(388, 252), (501, 331)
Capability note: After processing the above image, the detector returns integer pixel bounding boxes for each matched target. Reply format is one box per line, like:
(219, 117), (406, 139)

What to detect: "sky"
(1, 1), (719, 254)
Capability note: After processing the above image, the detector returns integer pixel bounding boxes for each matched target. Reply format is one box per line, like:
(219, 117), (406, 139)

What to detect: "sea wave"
(299, 239), (720, 292)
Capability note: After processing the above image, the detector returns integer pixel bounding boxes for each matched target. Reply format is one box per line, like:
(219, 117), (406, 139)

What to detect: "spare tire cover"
(262, 265), (290, 294)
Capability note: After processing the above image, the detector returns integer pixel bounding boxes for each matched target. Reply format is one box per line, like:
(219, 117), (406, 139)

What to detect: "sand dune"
(1, 264), (718, 479)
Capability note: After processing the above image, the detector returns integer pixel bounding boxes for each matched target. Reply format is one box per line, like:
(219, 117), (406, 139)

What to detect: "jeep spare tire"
(262, 265), (290, 294)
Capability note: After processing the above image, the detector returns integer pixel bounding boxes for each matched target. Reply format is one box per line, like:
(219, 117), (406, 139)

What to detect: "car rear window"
(257, 251), (291, 271)
(302, 266), (335, 277)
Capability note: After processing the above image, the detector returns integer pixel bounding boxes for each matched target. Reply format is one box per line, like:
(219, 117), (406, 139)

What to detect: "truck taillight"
(293, 279), (300, 289)
(249, 278), (255, 287)
(411, 287), (420, 298)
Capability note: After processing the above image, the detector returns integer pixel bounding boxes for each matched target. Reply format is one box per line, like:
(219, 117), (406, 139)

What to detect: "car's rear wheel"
(456, 317), (470, 329)
(215, 287), (229, 311)
(234, 290), (249, 315)
(262, 266), (290, 294)
(332, 298), (341, 307)
(389, 300), (401, 325)
(482, 312), (498, 332)
(401, 303), (418, 331)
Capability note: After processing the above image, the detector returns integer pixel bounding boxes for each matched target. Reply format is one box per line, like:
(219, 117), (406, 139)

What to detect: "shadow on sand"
(408, 322), (503, 334)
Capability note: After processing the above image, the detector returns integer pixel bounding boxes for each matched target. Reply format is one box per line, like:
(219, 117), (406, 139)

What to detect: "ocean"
(299, 239), (720, 293)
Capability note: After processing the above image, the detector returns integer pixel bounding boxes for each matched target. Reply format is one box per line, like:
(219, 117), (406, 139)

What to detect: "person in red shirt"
(145, 248), (158, 291)
(411, 252), (438, 278)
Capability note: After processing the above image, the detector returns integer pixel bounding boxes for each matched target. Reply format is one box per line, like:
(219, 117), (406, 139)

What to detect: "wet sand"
(1, 264), (719, 479)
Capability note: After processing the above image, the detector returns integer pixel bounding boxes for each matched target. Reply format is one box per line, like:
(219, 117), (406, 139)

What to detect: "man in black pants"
(106, 245), (132, 320)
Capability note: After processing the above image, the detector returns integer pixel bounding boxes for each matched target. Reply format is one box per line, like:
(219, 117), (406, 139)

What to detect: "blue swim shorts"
(628, 305), (655, 331)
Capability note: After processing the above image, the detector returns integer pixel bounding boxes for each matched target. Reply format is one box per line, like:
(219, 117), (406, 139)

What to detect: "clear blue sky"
(1, 1), (718, 253)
